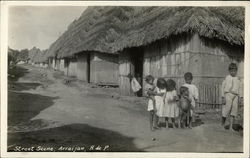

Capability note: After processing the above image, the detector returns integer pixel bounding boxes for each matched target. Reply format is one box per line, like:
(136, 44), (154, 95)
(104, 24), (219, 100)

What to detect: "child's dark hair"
(184, 72), (193, 80)
(157, 78), (166, 89)
(166, 79), (176, 91)
(228, 63), (238, 71)
(180, 86), (189, 95)
(145, 75), (154, 83)
(127, 73), (133, 79)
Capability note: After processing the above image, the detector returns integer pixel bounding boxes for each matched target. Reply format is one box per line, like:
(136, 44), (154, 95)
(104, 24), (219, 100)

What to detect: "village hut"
(47, 6), (244, 106)
(28, 47), (49, 68)
(38, 49), (49, 68)
(28, 47), (42, 66)
(114, 7), (244, 106)
(47, 6), (131, 85)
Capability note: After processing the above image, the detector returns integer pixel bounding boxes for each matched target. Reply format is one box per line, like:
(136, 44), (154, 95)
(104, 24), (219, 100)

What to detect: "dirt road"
(8, 64), (243, 152)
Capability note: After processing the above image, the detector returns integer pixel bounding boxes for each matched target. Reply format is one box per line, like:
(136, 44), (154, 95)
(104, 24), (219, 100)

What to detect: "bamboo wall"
(59, 59), (65, 72)
(76, 53), (89, 82)
(143, 33), (244, 107)
(119, 33), (244, 108)
(90, 52), (119, 85)
(68, 58), (77, 77)
(52, 58), (56, 69)
(119, 50), (134, 95)
(48, 58), (53, 69)
(55, 59), (60, 70)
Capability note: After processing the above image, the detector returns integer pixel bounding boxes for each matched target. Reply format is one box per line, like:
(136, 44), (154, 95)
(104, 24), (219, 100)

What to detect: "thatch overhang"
(47, 6), (244, 58)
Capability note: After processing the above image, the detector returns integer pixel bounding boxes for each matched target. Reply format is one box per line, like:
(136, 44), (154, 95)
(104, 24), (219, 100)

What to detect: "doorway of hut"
(87, 53), (90, 83)
(129, 47), (144, 97)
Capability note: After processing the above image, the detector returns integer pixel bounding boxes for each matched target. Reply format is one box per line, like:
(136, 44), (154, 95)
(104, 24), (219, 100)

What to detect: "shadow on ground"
(8, 123), (141, 152)
(8, 82), (41, 91)
(8, 91), (58, 126)
(224, 124), (243, 132)
(8, 66), (29, 82)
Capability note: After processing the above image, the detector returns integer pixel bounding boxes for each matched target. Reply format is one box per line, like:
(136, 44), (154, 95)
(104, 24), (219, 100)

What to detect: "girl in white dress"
(155, 78), (167, 127)
(145, 75), (157, 131)
(162, 79), (179, 128)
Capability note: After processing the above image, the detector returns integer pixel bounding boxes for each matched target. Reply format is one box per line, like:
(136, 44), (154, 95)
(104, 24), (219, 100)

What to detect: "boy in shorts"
(221, 63), (243, 131)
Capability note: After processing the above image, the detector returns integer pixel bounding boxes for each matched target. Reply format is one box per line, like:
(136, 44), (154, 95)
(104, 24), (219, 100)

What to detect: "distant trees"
(8, 46), (49, 68)
(8, 47), (29, 66)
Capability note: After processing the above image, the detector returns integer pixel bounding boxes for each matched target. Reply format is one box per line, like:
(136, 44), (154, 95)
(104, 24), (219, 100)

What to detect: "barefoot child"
(145, 75), (157, 131)
(182, 72), (199, 127)
(160, 79), (179, 128)
(179, 86), (192, 128)
(155, 78), (167, 128)
(221, 63), (243, 131)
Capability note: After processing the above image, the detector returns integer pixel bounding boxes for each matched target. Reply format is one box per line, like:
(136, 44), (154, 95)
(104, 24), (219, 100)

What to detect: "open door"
(129, 48), (144, 97)
(119, 48), (144, 96)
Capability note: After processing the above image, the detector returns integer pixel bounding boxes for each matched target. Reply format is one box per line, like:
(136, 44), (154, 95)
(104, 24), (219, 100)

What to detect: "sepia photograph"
(1, 1), (249, 157)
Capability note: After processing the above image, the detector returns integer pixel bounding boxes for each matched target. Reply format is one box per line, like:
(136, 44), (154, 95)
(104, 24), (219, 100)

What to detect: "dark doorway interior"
(130, 47), (144, 97)
(64, 58), (69, 76)
(87, 53), (91, 83)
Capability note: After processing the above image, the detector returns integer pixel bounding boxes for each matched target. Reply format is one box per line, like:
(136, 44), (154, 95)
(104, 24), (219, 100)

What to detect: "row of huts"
(36, 6), (244, 105)
(28, 47), (49, 68)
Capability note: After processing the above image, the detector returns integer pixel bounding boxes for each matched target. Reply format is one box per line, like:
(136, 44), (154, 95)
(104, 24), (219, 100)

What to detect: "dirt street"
(8, 64), (243, 152)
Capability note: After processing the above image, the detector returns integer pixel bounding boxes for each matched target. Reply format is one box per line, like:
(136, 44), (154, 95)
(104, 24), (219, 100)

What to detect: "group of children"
(145, 72), (198, 131)
(144, 63), (243, 132)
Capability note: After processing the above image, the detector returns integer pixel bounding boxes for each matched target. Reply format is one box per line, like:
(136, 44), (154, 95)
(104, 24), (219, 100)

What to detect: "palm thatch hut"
(115, 7), (244, 106)
(28, 47), (42, 65)
(47, 6), (131, 85)
(47, 6), (244, 106)
(28, 47), (48, 68)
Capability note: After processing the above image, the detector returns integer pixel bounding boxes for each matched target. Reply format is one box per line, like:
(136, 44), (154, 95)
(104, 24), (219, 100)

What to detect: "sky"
(8, 6), (87, 51)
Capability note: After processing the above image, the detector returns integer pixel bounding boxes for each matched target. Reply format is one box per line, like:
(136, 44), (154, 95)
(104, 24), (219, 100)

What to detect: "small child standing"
(221, 63), (243, 131)
(155, 78), (167, 128)
(160, 79), (179, 128)
(179, 86), (192, 128)
(145, 75), (157, 131)
(182, 72), (199, 127)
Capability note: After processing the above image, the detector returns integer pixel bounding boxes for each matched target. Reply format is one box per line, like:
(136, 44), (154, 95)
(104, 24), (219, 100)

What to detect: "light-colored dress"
(163, 90), (179, 118)
(145, 83), (156, 111)
(155, 87), (166, 117)
(131, 77), (141, 93)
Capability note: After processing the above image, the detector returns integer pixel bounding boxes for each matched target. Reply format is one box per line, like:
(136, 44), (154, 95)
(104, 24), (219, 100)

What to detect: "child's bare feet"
(154, 125), (161, 130)
(154, 127), (160, 131)
(229, 127), (237, 133)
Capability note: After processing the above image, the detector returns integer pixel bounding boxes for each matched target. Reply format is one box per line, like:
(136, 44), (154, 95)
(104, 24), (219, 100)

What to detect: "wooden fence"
(196, 83), (222, 110)
(162, 76), (224, 110)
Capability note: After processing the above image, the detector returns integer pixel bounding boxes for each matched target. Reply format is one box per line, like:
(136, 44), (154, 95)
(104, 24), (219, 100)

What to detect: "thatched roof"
(48, 6), (244, 58)
(34, 49), (48, 63)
